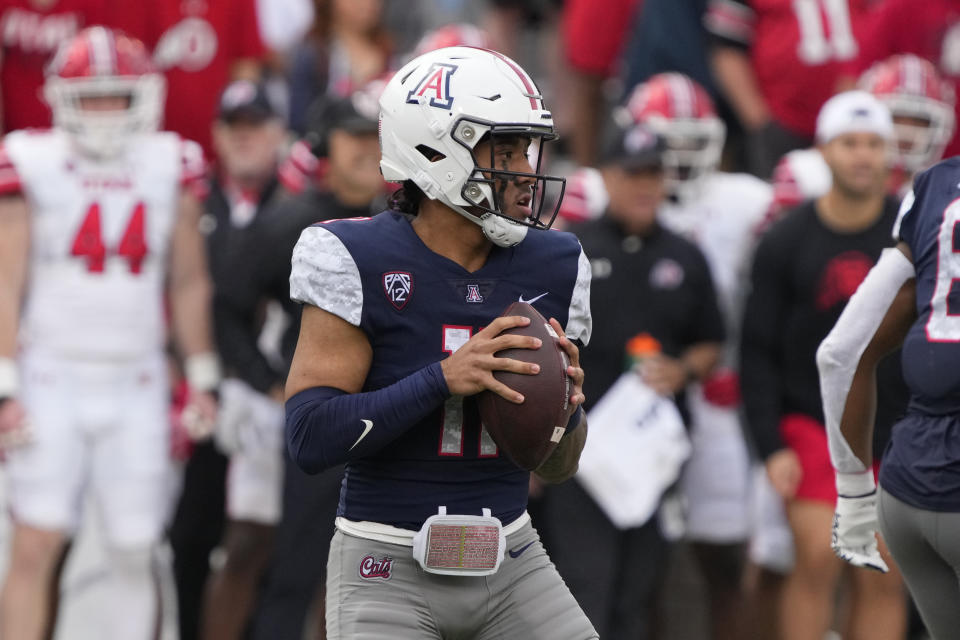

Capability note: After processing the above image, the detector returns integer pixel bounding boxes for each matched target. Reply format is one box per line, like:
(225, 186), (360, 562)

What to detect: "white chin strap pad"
(480, 212), (528, 247)
(817, 247), (914, 474)
(443, 193), (529, 248)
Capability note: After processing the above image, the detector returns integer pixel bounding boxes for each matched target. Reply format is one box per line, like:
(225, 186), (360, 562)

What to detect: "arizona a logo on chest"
(465, 284), (484, 303)
(383, 271), (413, 310)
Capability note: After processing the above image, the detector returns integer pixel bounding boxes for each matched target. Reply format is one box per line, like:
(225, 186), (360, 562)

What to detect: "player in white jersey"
(0, 27), (219, 640)
(560, 72), (777, 638)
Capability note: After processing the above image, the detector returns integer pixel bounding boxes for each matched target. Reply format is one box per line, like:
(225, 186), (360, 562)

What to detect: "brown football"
(476, 301), (572, 471)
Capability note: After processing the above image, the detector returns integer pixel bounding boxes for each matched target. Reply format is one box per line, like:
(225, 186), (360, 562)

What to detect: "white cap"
(816, 90), (894, 143)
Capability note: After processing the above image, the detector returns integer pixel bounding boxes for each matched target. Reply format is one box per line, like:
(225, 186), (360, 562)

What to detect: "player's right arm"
(285, 305), (372, 398)
(285, 306), (541, 474)
(285, 225), (546, 474)
(0, 192), (29, 441)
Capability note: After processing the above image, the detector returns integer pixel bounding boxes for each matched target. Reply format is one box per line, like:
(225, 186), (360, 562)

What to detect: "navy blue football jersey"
(883, 157), (960, 511)
(289, 211), (592, 529)
(894, 157), (960, 414)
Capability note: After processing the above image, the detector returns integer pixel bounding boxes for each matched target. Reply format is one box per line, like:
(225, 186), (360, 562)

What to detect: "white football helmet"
(379, 46), (565, 247)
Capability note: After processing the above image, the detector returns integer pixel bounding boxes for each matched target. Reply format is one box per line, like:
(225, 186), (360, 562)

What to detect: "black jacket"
(255, 188), (375, 368)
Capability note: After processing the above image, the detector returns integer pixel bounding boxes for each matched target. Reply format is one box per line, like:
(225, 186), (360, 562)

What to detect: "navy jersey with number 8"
(895, 157), (960, 414)
(883, 157), (960, 512)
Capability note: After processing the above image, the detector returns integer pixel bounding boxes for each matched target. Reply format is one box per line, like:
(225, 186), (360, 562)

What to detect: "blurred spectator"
(412, 21), (490, 58)
(560, 0), (641, 165)
(620, 0), (716, 103)
(705, 0), (872, 178)
(0, 0), (107, 132)
(114, 0), (267, 157)
(278, 71), (389, 195)
(168, 80), (288, 640)
(287, 0), (392, 133)
(853, 0), (960, 158)
(249, 92), (383, 640)
(256, 0), (314, 54)
(558, 72), (774, 640)
(770, 54), (956, 219)
(631, 73), (772, 640)
(740, 91), (908, 640)
(0, 27), (217, 640)
(542, 121), (724, 639)
(618, 0), (753, 174)
(483, 0), (557, 59)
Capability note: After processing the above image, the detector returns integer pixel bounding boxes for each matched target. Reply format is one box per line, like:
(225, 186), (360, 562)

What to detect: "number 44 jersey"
(895, 157), (960, 413)
(2, 129), (207, 360)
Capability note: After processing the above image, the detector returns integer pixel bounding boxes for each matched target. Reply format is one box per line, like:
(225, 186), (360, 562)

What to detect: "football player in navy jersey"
(818, 157), (960, 639)
(282, 46), (597, 639)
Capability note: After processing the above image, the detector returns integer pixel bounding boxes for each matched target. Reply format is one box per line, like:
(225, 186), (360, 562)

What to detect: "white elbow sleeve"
(818, 248), (914, 474)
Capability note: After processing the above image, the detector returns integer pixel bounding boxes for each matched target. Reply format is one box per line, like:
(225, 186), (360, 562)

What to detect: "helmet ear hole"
(415, 144), (446, 162)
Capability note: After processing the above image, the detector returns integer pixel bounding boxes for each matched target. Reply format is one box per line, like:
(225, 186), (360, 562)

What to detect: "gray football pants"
(877, 487), (960, 640)
(325, 520), (599, 640)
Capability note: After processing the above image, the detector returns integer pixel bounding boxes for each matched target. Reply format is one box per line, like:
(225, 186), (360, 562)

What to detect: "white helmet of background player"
(44, 26), (166, 158)
(621, 72), (726, 197)
(770, 147), (832, 216)
(379, 46), (565, 247)
(858, 54), (955, 174)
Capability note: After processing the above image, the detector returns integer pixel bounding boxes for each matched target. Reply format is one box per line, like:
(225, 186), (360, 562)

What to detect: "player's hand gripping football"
(0, 397), (31, 452)
(548, 317), (586, 419)
(440, 315), (542, 402)
(832, 472), (889, 573)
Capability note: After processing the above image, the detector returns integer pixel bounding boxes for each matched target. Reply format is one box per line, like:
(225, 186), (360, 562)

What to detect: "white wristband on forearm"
(184, 352), (222, 392)
(836, 471), (876, 498)
(0, 358), (19, 398)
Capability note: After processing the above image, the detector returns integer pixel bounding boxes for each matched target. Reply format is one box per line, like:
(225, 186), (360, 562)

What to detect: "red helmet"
(858, 54), (955, 173)
(621, 73), (725, 194)
(44, 26), (165, 157)
(556, 167), (608, 224)
(413, 23), (491, 57)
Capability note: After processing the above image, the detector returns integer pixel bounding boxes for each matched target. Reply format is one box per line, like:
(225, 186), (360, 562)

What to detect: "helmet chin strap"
(479, 212), (528, 247)
(444, 200), (529, 248)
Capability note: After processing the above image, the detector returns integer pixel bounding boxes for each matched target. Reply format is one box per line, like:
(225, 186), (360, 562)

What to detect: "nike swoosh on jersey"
(350, 419), (374, 451)
(508, 540), (536, 558)
(518, 292), (548, 304)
